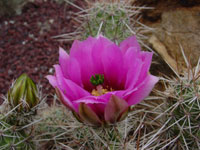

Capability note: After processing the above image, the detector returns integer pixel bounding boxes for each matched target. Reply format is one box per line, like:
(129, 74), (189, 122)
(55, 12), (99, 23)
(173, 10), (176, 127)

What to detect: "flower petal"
(74, 96), (107, 104)
(59, 47), (69, 78)
(104, 95), (129, 124)
(46, 75), (57, 87)
(66, 57), (83, 87)
(55, 87), (78, 112)
(125, 59), (143, 89)
(102, 44), (123, 89)
(135, 52), (153, 86)
(126, 75), (159, 105)
(100, 90), (125, 101)
(122, 47), (143, 89)
(54, 65), (90, 101)
(92, 36), (113, 74)
(120, 36), (141, 54)
(70, 37), (97, 90)
(79, 103), (102, 126)
(59, 47), (83, 86)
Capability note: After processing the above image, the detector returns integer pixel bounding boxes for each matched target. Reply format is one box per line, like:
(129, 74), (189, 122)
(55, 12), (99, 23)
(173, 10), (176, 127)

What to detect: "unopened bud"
(8, 74), (39, 111)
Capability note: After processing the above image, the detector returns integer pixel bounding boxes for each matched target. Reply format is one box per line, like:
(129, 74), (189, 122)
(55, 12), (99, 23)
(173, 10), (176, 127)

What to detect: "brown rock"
(153, 7), (200, 67)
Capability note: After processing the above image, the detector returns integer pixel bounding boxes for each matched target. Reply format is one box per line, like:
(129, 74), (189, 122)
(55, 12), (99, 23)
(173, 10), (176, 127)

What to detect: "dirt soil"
(0, 0), (84, 103)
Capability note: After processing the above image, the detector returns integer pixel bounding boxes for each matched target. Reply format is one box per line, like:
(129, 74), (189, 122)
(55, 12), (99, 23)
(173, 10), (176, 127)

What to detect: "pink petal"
(104, 95), (129, 124)
(123, 47), (140, 69)
(59, 47), (69, 78)
(54, 65), (90, 101)
(100, 90), (125, 101)
(59, 47), (83, 87)
(92, 36), (113, 74)
(56, 87), (78, 112)
(125, 59), (143, 89)
(120, 36), (141, 54)
(74, 96), (107, 104)
(46, 75), (57, 87)
(74, 96), (108, 119)
(64, 79), (91, 99)
(70, 37), (97, 90)
(126, 75), (159, 105)
(66, 57), (83, 87)
(90, 103), (105, 119)
(79, 103), (102, 126)
(102, 44), (123, 89)
(135, 52), (153, 86)
(122, 47), (143, 89)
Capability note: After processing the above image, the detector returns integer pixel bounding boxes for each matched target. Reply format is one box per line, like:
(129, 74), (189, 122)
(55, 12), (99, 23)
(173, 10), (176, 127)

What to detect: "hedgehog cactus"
(2, 74), (41, 126)
(82, 2), (131, 43)
(56, 0), (152, 50)
(81, 1), (149, 44)
(0, 74), (44, 150)
(34, 104), (68, 148)
(0, 119), (35, 150)
(149, 56), (200, 150)
(164, 72), (200, 149)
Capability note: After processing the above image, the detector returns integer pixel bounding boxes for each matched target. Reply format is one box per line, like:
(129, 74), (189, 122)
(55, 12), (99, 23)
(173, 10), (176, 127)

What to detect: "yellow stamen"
(91, 85), (113, 96)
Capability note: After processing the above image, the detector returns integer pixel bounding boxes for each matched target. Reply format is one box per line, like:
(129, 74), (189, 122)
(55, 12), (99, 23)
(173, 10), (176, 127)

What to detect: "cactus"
(80, 2), (131, 43)
(8, 73), (39, 112)
(0, 74), (45, 150)
(3, 74), (42, 126)
(0, 119), (35, 150)
(147, 52), (200, 149)
(54, 0), (153, 50)
(164, 71), (200, 149)
(32, 96), (165, 150)
(34, 102), (80, 149)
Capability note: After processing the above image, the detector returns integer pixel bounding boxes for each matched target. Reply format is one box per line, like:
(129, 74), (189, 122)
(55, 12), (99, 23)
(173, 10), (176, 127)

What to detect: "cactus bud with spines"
(8, 74), (39, 112)
(0, 74), (45, 150)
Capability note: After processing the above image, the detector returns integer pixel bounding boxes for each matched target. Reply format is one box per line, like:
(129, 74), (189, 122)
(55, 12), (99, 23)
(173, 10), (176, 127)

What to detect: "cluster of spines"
(54, 0), (153, 51)
(164, 76), (200, 149)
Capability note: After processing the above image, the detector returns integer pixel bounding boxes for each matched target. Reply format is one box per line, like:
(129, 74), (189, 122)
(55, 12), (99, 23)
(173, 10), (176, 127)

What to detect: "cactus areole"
(47, 35), (159, 126)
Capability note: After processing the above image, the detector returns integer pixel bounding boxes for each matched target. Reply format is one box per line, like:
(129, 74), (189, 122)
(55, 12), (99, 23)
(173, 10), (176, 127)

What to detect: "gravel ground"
(0, 0), (82, 103)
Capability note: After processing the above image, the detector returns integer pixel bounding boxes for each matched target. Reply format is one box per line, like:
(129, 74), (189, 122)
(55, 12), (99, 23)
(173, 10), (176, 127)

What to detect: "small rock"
(4, 21), (8, 25)
(29, 34), (35, 38)
(34, 67), (39, 72)
(9, 20), (15, 24)
(49, 19), (54, 24)
(23, 22), (28, 26)
(49, 68), (54, 73)
(8, 69), (13, 75)
(22, 41), (27, 45)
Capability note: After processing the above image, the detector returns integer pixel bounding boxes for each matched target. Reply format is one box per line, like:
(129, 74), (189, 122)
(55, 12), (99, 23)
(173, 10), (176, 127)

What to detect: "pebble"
(49, 68), (54, 73)
(9, 20), (15, 24)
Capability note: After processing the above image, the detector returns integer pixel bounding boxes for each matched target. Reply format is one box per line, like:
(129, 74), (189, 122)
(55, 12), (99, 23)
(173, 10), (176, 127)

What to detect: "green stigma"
(90, 74), (104, 86)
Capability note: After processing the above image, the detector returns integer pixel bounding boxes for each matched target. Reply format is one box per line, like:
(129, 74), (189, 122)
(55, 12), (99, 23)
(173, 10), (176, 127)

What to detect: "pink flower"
(47, 36), (159, 126)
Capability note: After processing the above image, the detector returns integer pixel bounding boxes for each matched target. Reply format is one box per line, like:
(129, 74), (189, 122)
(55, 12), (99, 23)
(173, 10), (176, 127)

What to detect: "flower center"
(90, 74), (104, 86)
(91, 85), (113, 96)
(90, 74), (113, 96)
